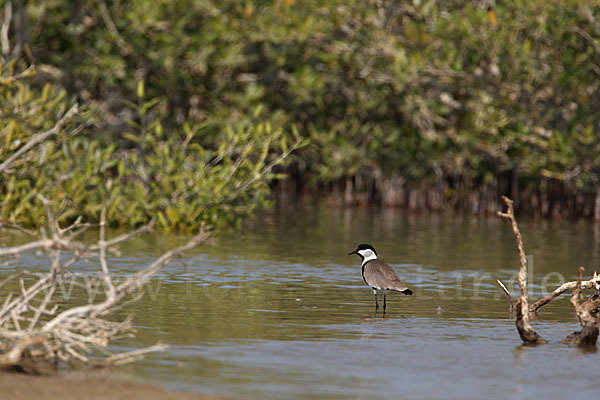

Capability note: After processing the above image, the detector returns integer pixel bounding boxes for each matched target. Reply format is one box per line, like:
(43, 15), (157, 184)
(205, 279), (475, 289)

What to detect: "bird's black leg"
(373, 289), (379, 310)
(383, 290), (387, 311)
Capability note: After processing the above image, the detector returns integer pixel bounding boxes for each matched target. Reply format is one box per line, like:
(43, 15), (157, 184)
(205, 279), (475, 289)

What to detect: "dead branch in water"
(498, 196), (600, 346)
(529, 271), (600, 312)
(561, 267), (600, 346)
(496, 279), (515, 317)
(497, 196), (545, 344)
(0, 197), (209, 371)
(499, 273), (600, 314)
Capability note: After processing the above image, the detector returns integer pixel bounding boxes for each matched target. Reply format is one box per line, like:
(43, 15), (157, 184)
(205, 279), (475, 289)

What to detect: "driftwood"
(0, 196), (209, 371)
(561, 267), (600, 346)
(497, 273), (600, 314)
(497, 196), (545, 344)
(529, 272), (600, 312)
(498, 195), (598, 346)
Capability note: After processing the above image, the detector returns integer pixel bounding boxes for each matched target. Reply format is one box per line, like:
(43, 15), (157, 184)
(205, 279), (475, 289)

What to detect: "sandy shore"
(0, 371), (230, 400)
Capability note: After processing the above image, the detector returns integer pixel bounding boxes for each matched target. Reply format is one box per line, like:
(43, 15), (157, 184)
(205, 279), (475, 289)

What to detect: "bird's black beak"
(348, 250), (357, 255)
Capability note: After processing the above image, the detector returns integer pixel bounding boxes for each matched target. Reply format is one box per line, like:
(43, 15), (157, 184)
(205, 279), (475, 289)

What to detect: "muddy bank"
(0, 371), (230, 400)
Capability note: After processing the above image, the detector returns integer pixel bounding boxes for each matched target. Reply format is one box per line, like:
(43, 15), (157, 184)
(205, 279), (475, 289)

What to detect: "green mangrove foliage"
(0, 60), (79, 223)
(11, 0), (600, 217)
(0, 63), (307, 230)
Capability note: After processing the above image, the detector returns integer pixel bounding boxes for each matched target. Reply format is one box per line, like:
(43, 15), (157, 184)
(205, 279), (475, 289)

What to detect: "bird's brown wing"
(363, 260), (410, 292)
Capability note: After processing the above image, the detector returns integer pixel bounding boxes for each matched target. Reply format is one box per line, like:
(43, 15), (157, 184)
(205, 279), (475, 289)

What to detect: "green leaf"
(137, 79), (145, 99)
(123, 133), (142, 143)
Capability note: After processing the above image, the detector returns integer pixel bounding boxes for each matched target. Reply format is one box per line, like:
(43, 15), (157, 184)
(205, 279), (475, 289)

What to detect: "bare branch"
(0, 270), (26, 290)
(98, 206), (116, 300)
(0, 335), (46, 365)
(89, 217), (156, 250)
(498, 196), (545, 344)
(0, 65), (36, 85)
(225, 137), (305, 202)
(496, 279), (515, 317)
(37, 195), (59, 238)
(531, 274), (600, 312)
(0, 239), (55, 257)
(114, 227), (209, 299)
(0, 103), (79, 174)
(0, 2), (12, 60)
(26, 279), (57, 332)
(562, 267), (599, 346)
(104, 342), (168, 366)
(0, 205), (205, 368)
(0, 222), (38, 238)
(42, 227), (209, 331)
(97, 0), (133, 55)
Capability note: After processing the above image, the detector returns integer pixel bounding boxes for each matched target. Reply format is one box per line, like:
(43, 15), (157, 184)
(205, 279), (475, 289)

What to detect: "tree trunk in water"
(344, 177), (353, 205)
(594, 186), (600, 222)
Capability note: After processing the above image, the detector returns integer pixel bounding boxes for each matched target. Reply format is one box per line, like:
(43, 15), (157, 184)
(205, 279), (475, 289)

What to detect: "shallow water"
(4, 202), (600, 399)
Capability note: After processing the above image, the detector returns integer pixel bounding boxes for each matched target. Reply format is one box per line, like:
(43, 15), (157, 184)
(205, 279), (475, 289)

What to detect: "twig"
(0, 273), (53, 321)
(59, 216), (94, 240)
(0, 270), (25, 290)
(103, 342), (168, 365)
(38, 195), (59, 239)
(0, 239), (57, 257)
(0, 2), (11, 60)
(496, 279), (515, 317)
(0, 222), (38, 238)
(0, 104), (79, 174)
(195, 137), (304, 208)
(41, 227), (209, 331)
(115, 227), (209, 297)
(0, 65), (36, 85)
(88, 217), (155, 250)
(98, 206), (116, 300)
(97, 0), (133, 55)
(26, 279), (57, 332)
(225, 137), (304, 202)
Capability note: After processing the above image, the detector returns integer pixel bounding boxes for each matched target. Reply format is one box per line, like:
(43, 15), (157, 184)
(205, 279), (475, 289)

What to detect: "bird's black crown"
(348, 243), (377, 257)
(356, 243), (376, 252)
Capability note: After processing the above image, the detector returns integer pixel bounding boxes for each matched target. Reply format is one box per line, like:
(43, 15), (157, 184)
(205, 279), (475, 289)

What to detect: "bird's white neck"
(360, 252), (378, 267)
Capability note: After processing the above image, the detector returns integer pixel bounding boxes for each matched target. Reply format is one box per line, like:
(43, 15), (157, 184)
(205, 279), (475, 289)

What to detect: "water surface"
(3, 203), (600, 399)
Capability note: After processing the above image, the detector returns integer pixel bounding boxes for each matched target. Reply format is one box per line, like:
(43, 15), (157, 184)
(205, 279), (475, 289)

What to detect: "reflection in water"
(2, 202), (600, 399)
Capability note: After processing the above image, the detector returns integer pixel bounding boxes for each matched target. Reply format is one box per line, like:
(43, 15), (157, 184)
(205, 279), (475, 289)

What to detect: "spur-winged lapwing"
(348, 243), (413, 310)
